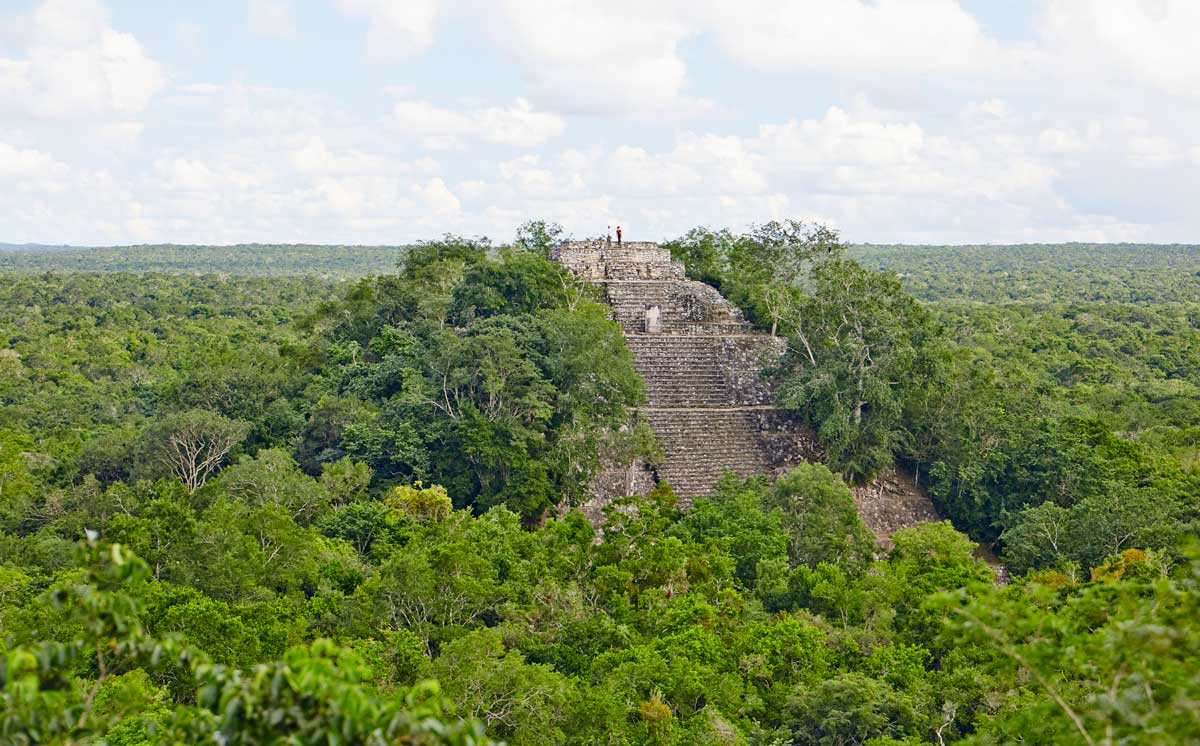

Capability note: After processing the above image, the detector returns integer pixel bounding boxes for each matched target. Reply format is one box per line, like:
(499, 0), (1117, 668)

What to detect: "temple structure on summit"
(552, 239), (818, 499)
(552, 238), (942, 540)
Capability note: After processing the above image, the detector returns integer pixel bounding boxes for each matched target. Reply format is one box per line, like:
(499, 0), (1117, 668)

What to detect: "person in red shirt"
(616, 225), (622, 245)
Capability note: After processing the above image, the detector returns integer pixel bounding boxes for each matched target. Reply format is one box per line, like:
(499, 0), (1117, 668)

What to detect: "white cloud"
(1037, 124), (1100, 155)
(152, 157), (271, 193)
(1040, 1), (1200, 98)
(94, 120), (145, 147)
(749, 105), (1058, 208)
(1128, 134), (1177, 165)
(670, 133), (767, 195)
(978, 98), (1009, 117)
(704, 0), (1023, 75)
(475, 1), (1034, 117)
(0, 0), (165, 119)
(5, 0), (1200, 246)
(961, 98), (1010, 120)
(287, 136), (388, 175)
(214, 83), (344, 133)
(608, 146), (701, 194)
(247, 0), (297, 39)
(497, 155), (563, 198)
(337, 0), (439, 58)
(392, 97), (565, 148)
(479, 0), (701, 115)
(475, 99), (567, 147)
(414, 177), (461, 215)
(493, 152), (598, 200)
(311, 175), (411, 217)
(447, 102), (1081, 242)
(0, 141), (71, 191)
(392, 100), (471, 149)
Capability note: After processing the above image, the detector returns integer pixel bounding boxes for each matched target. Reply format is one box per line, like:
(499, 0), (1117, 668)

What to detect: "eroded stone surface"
(851, 470), (943, 545)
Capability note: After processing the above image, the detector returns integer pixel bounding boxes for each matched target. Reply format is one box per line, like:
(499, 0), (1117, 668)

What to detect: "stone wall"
(550, 242), (685, 281)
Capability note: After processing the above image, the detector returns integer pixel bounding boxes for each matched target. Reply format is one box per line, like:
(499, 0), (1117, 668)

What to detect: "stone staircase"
(553, 240), (790, 498)
(624, 334), (776, 407)
(639, 408), (769, 496)
(603, 281), (752, 335)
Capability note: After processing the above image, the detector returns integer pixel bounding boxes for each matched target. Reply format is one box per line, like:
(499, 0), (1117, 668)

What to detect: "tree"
(877, 522), (995, 645)
(218, 447), (331, 524)
(767, 463), (876, 573)
(785, 672), (929, 746)
(319, 457), (373, 504)
(448, 252), (572, 325)
(141, 410), (249, 493)
(387, 481), (453, 523)
(777, 259), (935, 483)
(0, 540), (495, 744)
(662, 227), (735, 288)
(317, 500), (398, 557)
(727, 220), (843, 336)
(512, 219), (565, 258)
(433, 628), (573, 746)
(184, 642), (494, 746)
(105, 494), (198, 582)
(0, 430), (38, 534)
(1000, 485), (1178, 574)
(679, 475), (788, 588)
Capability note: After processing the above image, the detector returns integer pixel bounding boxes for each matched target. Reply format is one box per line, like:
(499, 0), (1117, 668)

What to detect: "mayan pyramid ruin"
(553, 239), (940, 539)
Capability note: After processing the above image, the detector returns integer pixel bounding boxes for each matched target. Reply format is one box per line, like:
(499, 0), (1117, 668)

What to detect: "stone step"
(600, 278), (749, 334)
(636, 407), (771, 496)
(555, 243), (788, 499)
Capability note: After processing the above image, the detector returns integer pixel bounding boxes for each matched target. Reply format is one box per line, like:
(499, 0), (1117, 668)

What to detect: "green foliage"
(219, 447), (331, 523)
(852, 242), (1200, 304)
(1000, 485), (1181, 575)
(187, 642), (491, 746)
(449, 251), (572, 324)
(387, 481), (453, 523)
(0, 539), (493, 745)
(785, 672), (929, 746)
(768, 463), (876, 572)
(777, 258), (934, 483)
(303, 241), (641, 519)
(512, 219), (565, 258)
(319, 456), (373, 504)
(433, 628), (573, 746)
(663, 227), (735, 288)
(945, 547), (1199, 745)
(1, 230), (1198, 743)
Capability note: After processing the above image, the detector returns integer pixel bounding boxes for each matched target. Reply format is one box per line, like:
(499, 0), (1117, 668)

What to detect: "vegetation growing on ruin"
(666, 224), (1198, 562)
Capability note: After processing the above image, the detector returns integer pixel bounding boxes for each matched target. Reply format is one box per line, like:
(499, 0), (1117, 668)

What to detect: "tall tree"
(778, 258), (935, 483)
(142, 410), (249, 494)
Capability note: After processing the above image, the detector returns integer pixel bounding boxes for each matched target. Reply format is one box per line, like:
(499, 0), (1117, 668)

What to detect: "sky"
(1, 0), (1199, 246)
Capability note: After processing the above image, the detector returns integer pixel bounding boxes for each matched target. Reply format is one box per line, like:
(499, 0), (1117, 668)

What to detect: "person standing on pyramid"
(607, 226), (612, 247)
(616, 225), (622, 245)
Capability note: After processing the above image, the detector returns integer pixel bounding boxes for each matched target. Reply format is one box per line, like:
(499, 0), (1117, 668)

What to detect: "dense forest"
(1, 226), (1197, 744)
(0, 244), (404, 277)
